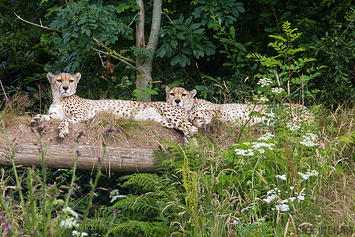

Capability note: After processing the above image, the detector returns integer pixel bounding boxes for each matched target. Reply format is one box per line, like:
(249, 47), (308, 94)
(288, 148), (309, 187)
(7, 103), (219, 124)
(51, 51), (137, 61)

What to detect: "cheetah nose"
(175, 99), (181, 104)
(63, 86), (69, 91)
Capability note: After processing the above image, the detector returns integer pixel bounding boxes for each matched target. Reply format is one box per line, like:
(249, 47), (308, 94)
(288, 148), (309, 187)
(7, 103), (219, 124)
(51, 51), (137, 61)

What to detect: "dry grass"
(85, 111), (175, 147)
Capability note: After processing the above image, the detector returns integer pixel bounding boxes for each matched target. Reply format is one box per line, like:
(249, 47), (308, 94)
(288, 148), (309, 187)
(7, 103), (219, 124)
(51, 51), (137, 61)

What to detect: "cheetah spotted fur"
(165, 86), (311, 128)
(30, 73), (197, 142)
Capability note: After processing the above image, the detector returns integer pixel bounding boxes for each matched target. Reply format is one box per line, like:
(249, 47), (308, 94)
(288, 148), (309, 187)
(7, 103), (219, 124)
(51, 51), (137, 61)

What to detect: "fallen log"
(0, 142), (157, 173)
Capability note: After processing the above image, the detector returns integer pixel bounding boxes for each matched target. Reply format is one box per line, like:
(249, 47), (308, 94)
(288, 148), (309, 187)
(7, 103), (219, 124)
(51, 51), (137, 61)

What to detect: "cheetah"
(30, 73), (197, 142)
(165, 86), (311, 128)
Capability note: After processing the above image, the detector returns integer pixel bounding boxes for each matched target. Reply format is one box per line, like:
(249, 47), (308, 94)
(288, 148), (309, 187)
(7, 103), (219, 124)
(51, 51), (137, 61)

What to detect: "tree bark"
(0, 143), (157, 173)
(135, 0), (162, 102)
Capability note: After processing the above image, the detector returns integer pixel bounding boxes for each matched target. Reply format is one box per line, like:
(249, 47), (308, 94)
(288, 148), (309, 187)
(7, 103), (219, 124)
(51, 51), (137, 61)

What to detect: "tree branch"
(135, 0), (145, 49)
(91, 47), (138, 71)
(14, 12), (138, 71)
(14, 12), (62, 33)
(147, 0), (162, 53)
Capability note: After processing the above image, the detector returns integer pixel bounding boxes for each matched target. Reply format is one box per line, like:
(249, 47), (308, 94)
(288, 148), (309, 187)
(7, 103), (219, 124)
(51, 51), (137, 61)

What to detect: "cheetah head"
(165, 86), (197, 111)
(47, 72), (81, 98)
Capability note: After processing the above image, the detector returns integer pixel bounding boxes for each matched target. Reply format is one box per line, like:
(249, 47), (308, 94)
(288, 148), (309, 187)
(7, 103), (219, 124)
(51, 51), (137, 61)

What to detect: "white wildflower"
(60, 218), (79, 229)
(286, 124), (301, 132)
(263, 189), (278, 203)
(300, 132), (318, 147)
(235, 148), (254, 156)
(109, 189), (127, 203)
(241, 206), (254, 213)
(271, 87), (285, 93)
(280, 199), (289, 204)
(72, 230), (88, 237)
(275, 174), (287, 181)
(251, 142), (274, 151)
(298, 170), (319, 180)
(231, 218), (242, 225)
(257, 78), (273, 87)
(250, 218), (266, 225)
(289, 197), (296, 202)
(258, 133), (274, 141)
(297, 194), (305, 201)
(275, 203), (290, 212)
(63, 207), (79, 218)
(257, 96), (269, 102)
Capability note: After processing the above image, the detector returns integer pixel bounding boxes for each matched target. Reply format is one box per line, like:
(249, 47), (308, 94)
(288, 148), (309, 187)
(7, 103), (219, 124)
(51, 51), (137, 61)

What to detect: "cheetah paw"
(189, 125), (198, 136)
(58, 126), (69, 139)
(193, 119), (205, 128)
(30, 114), (43, 125)
(30, 114), (51, 125)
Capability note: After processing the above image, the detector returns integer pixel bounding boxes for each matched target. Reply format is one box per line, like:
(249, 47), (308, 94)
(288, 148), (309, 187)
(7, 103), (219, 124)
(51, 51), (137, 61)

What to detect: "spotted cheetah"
(30, 73), (197, 142)
(165, 86), (311, 128)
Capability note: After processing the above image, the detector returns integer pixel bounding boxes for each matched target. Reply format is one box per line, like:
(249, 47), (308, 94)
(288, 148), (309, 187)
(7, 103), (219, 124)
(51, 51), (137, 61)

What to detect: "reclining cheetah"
(30, 72), (197, 142)
(165, 86), (311, 128)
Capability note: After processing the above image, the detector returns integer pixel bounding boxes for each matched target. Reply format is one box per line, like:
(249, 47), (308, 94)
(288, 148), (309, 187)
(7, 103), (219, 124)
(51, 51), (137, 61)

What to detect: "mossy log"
(0, 143), (157, 173)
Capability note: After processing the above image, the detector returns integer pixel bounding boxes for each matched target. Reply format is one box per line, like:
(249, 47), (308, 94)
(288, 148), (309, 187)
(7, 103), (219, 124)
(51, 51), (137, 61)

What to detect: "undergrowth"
(1, 22), (355, 237)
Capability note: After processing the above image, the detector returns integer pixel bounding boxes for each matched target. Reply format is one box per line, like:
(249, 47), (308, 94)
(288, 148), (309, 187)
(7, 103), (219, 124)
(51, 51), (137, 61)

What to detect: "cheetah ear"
(47, 72), (55, 84)
(165, 86), (171, 94)
(74, 73), (81, 82)
(190, 89), (197, 98)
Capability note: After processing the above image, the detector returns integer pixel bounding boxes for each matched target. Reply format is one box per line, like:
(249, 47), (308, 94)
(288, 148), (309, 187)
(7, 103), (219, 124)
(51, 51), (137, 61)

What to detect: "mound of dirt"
(1, 113), (266, 153)
(1, 116), (186, 149)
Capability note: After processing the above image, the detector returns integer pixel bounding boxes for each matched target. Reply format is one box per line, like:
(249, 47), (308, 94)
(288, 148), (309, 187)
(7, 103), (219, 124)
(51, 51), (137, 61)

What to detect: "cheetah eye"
(170, 93), (174, 96)
(69, 80), (74, 83)
(57, 79), (62, 83)
(182, 93), (187, 97)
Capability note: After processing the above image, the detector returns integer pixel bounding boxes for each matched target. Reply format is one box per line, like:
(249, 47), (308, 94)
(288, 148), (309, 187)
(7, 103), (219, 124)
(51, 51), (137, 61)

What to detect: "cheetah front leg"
(57, 114), (87, 139)
(30, 114), (52, 125)
(30, 113), (70, 139)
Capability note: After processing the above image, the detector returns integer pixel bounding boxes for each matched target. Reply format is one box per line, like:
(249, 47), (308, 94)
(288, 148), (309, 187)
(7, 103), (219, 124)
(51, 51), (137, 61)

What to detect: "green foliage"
(133, 84), (159, 100)
(246, 22), (326, 103)
(44, 0), (135, 73)
(157, 14), (216, 67)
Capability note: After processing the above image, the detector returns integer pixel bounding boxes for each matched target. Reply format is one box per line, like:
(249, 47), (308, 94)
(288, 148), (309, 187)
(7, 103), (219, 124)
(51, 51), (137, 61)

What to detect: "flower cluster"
(251, 142), (274, 154)
(271, 87), (285, 93)
(235, 137), (275, 157)
(286, 123), (301, 132)
(298, 170), (319, 180)
(257, 78), (273, 87)
(300, 132), (318, 147)
(72, 230), (88, 236)
(74, 131), (87, 142)
(257, 133), (274, 141)
(1, 212), (12, 234)
(262, 185), (305, 212)
(275, 174), (287, 180)
(60, 207), (79, 229)
(256, 96), (269, 102)
(104, 126), (122, 134)
(235, 148), (254, 156)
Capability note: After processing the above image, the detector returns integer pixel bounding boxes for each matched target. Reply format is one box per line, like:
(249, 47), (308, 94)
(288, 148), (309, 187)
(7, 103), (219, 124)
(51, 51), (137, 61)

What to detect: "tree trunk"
(0, 143), (157, 173)
(135, 0), (162, 102)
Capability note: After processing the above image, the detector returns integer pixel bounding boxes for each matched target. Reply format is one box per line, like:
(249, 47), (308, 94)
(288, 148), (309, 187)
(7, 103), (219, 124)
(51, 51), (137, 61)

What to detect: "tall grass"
(0, 102), (121, 236)
(1, 21), (355, 236)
